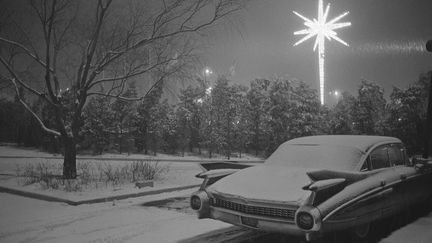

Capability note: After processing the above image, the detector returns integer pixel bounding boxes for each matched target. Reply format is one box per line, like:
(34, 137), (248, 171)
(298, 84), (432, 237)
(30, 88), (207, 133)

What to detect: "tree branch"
(0, 37), (55, 73)
(88, 53), (180, 89)
(10, 78), (61, 137)
(79, 0), (113, 87)
(0, 56), (55, 106)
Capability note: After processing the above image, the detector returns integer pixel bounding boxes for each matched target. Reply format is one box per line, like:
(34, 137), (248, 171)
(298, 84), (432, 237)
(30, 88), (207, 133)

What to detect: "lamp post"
(206, 86), (214, 158)
(423, 40), (432, 158)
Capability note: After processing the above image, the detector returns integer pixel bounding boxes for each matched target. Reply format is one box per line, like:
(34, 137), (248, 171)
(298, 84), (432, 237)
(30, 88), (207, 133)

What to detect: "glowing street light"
(293, 0), (351, 105)
(330, 90), (340, 97)
(334, 90), (339, 96)
(204, 67), (213, 76)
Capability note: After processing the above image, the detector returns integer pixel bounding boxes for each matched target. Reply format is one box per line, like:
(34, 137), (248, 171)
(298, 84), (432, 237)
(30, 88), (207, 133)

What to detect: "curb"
(0, 184), (200, 206)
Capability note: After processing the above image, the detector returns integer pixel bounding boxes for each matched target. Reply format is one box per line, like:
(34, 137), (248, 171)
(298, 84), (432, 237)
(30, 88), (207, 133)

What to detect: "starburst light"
(293, 0), (351, 105)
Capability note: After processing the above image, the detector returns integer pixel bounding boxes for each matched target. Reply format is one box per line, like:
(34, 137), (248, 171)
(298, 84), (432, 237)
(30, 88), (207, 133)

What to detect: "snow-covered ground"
(0, 145), (238, 242)
(0, 144), (263, 201)
(2, 145), (432, 242)
(0, 145), (212, 201)
(0, 145), (263, 161)
(0, 189), (231, 243)
(0, 159), (201, 200)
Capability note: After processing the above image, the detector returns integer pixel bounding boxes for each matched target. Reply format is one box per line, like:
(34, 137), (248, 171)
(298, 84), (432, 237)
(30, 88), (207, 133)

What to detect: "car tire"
(348, 223), (371, 242)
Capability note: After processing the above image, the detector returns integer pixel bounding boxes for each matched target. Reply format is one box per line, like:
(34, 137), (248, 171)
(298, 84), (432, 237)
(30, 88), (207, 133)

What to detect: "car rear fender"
(317, 169), (401, 230)
(303, 170), (378, 206)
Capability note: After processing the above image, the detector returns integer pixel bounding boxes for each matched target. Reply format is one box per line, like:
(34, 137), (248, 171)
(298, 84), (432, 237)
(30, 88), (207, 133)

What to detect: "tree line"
(1, 72), (430, 158)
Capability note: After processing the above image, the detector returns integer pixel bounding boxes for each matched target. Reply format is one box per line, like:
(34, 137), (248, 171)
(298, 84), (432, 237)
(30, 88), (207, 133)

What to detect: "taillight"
(190, 195), (202, 210)
(297, 212), (314, 230)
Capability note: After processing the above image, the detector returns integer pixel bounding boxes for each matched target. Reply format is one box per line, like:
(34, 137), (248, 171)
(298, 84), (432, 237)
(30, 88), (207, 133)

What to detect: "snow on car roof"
(286, 135), (402, 153)
(264, 135), (403, 170)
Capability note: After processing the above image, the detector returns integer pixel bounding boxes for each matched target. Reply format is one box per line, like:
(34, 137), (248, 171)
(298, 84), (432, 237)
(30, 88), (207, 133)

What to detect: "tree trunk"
(119, 125), (123, 154)
(62, 137), (77, 179)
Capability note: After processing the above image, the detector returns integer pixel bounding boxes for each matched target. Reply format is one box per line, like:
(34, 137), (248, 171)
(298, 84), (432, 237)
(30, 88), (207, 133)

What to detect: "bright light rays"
(293, 0), (351, 105)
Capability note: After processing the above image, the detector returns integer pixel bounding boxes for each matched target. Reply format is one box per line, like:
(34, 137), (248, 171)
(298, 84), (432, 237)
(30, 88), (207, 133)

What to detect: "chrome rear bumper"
(210, 206), (304, 235)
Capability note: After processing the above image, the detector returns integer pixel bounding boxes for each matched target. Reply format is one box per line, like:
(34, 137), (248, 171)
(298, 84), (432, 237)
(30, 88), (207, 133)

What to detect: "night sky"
(203, 0), (432, 101)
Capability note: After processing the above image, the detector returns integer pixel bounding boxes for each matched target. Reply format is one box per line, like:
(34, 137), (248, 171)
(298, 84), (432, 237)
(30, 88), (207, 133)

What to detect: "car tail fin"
(303, 178), (346, 192)
(303, 178), (348, 206)
(303, 170), (375, 206)
(306, 169), (370, 184)
(198, 162), (252, 172)
(195, 162), (252, 189)
(195, 169), (240, 179)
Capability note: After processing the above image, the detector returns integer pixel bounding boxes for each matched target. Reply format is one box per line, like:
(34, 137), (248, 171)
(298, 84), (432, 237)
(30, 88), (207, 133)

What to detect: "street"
(0, 190), (293, 243)
(3, 190), (431, 243)
(0, 190), (228, 243)
(0, 190), (301, 243)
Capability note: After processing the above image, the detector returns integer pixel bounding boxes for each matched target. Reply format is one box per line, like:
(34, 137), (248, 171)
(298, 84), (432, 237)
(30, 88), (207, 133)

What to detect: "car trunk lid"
(208, 165), (312, 205)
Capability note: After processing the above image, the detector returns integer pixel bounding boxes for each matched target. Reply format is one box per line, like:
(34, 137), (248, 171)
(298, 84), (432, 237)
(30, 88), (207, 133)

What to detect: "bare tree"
(0, 0), (246, 178)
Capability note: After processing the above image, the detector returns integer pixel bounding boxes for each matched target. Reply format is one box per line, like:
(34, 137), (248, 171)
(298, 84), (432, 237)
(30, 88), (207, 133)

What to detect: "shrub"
(131, 160), (169, 181)
(14, 159), (170, 191)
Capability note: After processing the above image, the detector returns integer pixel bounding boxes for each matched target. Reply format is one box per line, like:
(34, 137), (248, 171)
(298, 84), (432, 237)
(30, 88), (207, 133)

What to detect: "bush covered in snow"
(15, 160), (169, 192)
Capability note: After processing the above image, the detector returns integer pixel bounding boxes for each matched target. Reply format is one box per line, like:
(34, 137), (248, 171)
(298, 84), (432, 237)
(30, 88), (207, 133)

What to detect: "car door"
(368, 144), (403, 217)
(391, 144), (432, 208)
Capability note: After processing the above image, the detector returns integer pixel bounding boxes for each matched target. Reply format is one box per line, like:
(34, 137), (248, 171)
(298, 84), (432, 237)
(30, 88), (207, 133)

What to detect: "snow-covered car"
(190, 135), (432, 241)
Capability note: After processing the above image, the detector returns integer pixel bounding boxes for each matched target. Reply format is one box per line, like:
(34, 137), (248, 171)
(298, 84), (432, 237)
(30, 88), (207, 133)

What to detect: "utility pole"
(423, 40), (432, 159)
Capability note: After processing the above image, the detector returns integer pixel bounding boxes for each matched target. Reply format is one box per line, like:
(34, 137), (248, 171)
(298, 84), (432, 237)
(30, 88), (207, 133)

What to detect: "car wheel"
(352, 223), (370, 239)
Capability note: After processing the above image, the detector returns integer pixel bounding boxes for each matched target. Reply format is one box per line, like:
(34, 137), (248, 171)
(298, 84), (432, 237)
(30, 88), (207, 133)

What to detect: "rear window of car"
(265, 143), (363, 171)
(370, 146), (390, 169)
